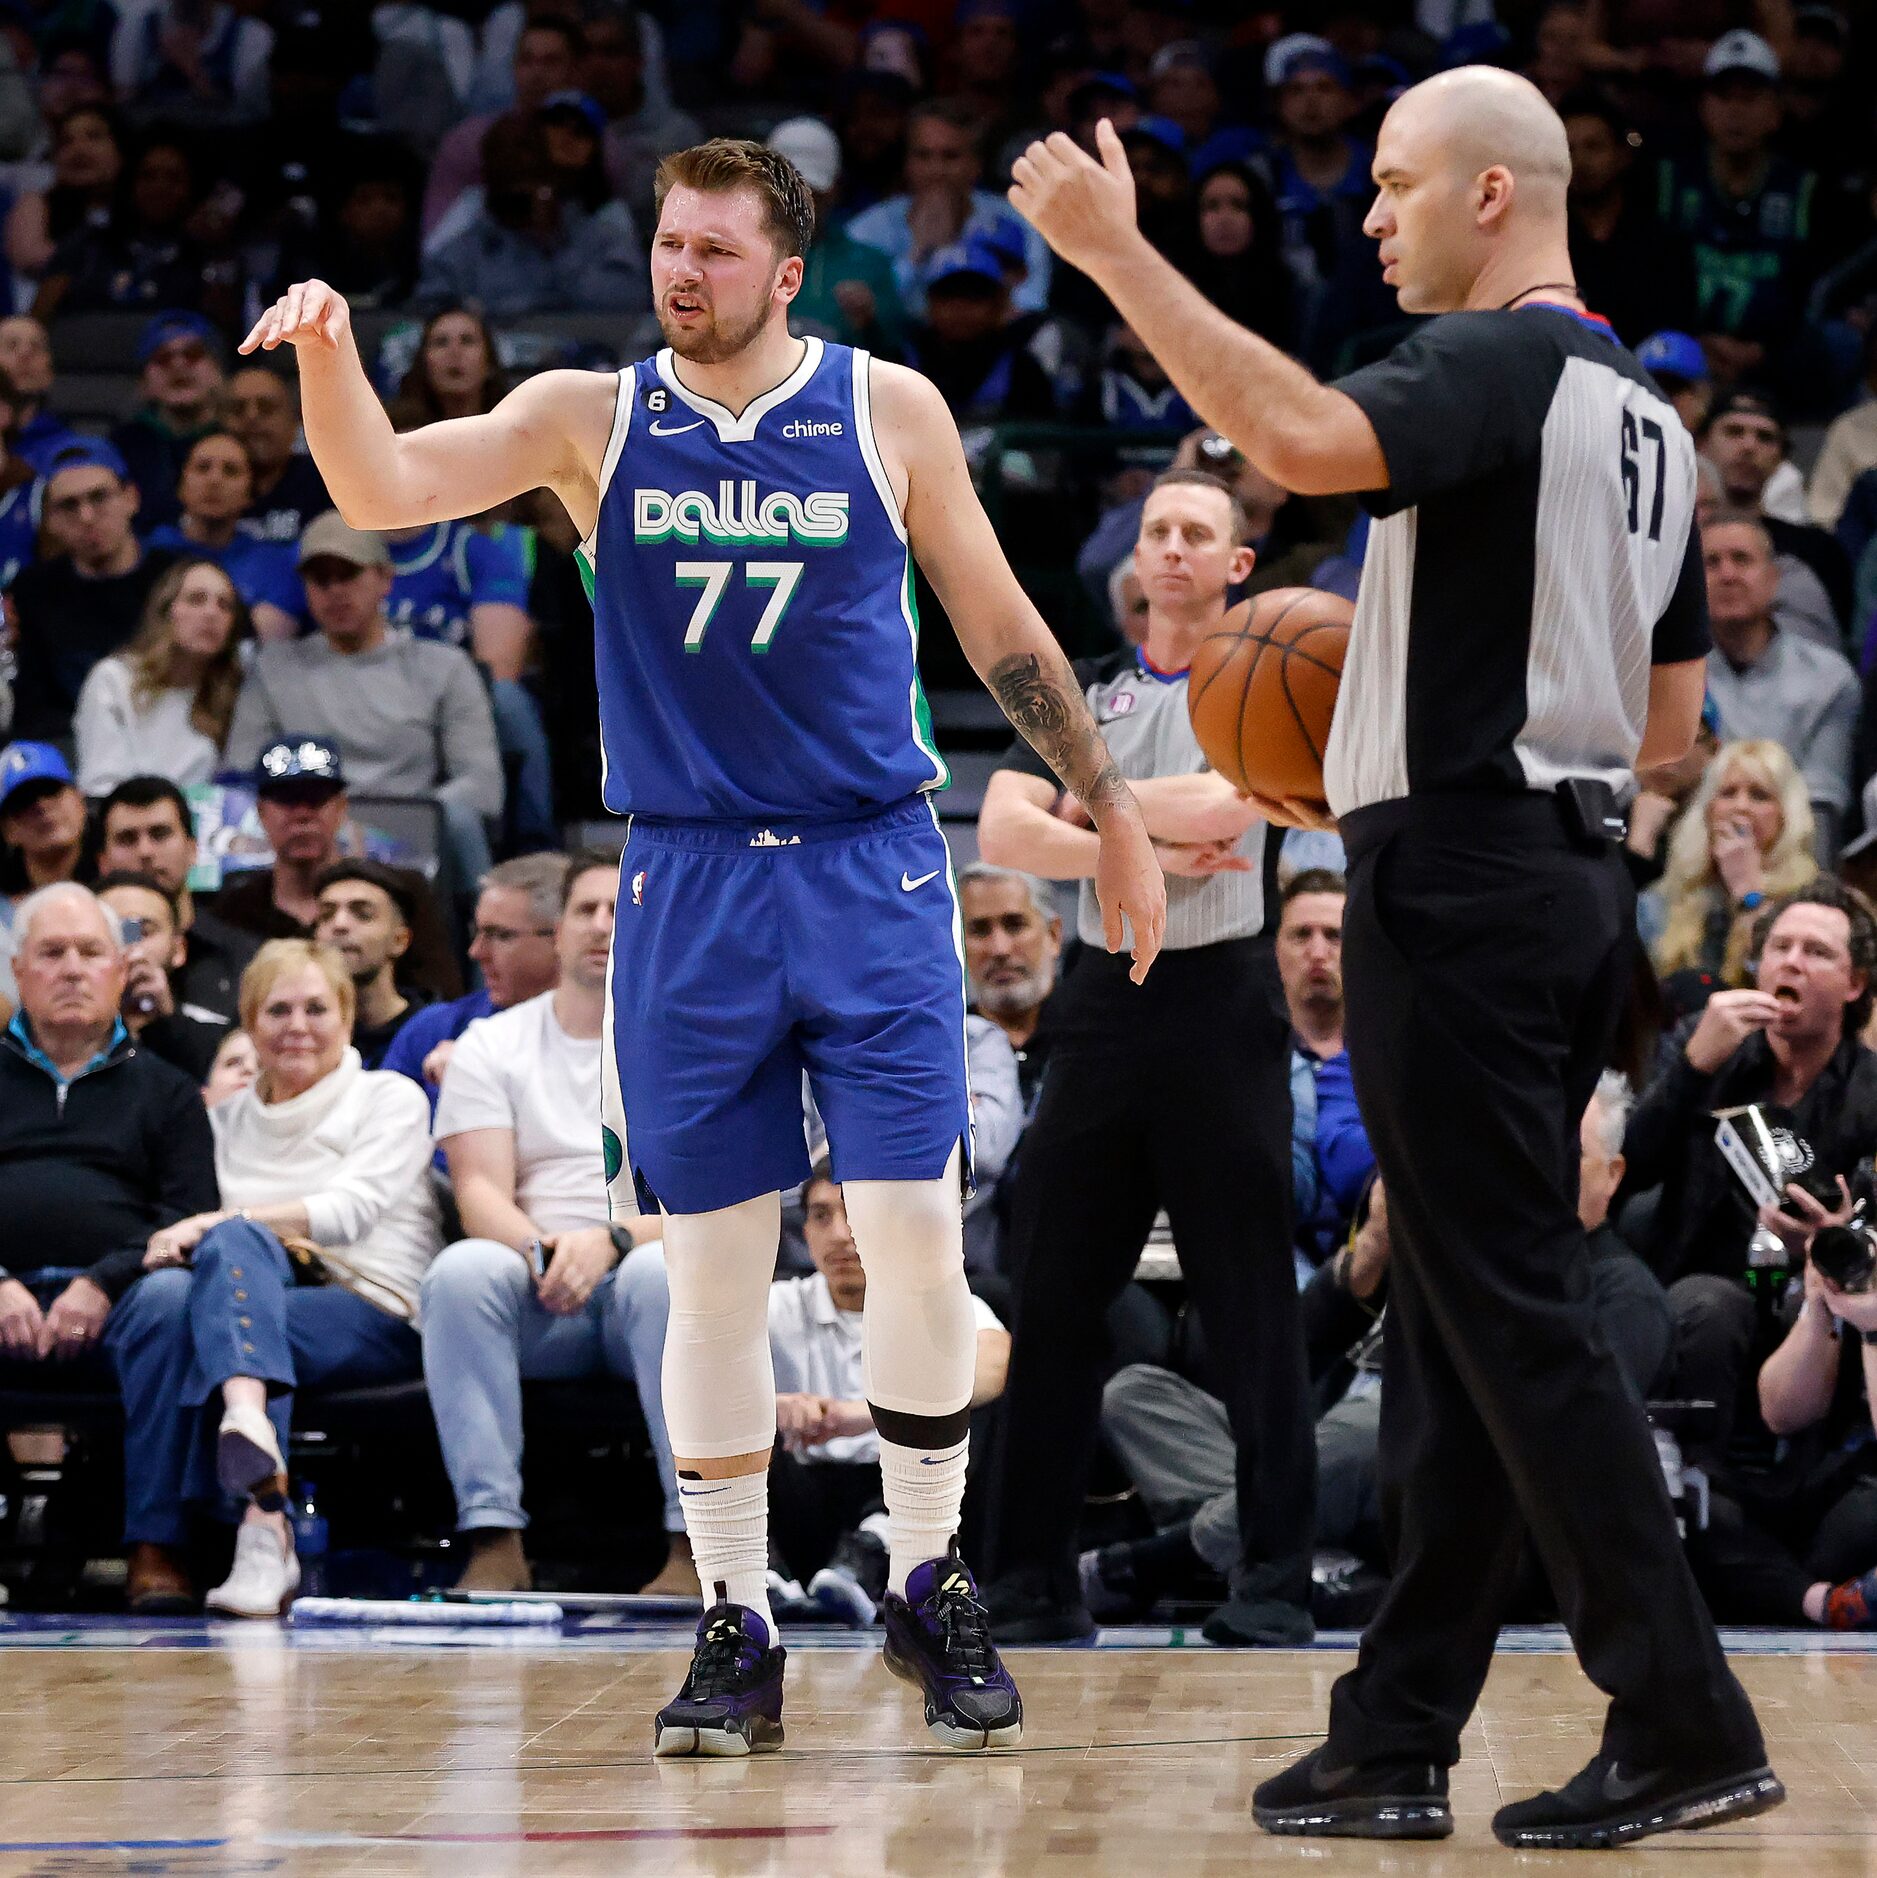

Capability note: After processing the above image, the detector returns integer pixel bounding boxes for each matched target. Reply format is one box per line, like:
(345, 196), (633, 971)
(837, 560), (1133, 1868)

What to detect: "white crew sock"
(879, 1435), (970, 1599)
(678, 1469), (775, 1643)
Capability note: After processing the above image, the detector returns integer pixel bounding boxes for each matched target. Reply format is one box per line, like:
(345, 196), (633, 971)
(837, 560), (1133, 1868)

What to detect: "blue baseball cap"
(44, 437), (129, 484)
(0, 740), (75, 814)
(256, 735), (346, 794)
(1125, 115), (1189, 161)
(976, 214), (1029, 269)
(1267, 34), (1352, 89)
(138, 309), (222, 365)
(1637, 330), (1708, 385)
(539, 89), (607, 137)
(924, 238), (1007, 292)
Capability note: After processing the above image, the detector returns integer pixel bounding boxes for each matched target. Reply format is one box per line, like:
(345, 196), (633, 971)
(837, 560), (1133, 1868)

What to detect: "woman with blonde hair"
(1643, 741), (1818, 987)
(115, 939), (441, 1617)
(72, 557), (250, 795)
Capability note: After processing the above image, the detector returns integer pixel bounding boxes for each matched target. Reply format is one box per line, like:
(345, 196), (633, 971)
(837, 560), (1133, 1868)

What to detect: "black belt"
(1340, 783), (1626, 860)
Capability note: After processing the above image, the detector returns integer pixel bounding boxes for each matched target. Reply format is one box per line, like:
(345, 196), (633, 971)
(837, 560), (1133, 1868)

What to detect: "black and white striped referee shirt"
(1001, 648), (1277, 950)
(1323, 305), (1710, 820)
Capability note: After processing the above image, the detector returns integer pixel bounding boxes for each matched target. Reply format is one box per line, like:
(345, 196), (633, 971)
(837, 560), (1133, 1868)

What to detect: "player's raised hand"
(239, 279), (351, 356)
(1095, 801), (1166, 985)
(1008, 119), (1138, 277)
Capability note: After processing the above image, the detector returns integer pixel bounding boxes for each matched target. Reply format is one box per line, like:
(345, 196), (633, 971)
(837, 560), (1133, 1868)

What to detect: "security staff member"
(977, 467), (1315, 1647)
(1009, 64), (1776, 1850)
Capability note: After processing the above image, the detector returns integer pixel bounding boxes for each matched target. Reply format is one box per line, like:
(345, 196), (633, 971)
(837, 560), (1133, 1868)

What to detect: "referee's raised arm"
(1010, 122), (1383, 497)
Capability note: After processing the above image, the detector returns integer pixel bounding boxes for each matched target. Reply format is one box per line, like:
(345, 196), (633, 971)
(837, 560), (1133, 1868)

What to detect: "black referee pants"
(1325, 797), (1763, 1771)
(991, 939), (1315, 1605)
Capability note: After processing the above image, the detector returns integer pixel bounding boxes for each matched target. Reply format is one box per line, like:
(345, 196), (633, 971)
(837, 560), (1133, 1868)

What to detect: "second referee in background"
(976, 467), (1316, 1648)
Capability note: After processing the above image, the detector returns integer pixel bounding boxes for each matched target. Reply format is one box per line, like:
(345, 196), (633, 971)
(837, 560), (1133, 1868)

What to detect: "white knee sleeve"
(844, 1145), (975, 1421)
(659, 1192), (780, 1460)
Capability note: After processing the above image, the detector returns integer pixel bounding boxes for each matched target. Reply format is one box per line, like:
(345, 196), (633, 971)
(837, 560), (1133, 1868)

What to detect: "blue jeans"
(0, 1267), (194, 1548)
(109, 1220), (420, 1532)
(489, 678), (557, 852)
(418, 1239), (679, 1534)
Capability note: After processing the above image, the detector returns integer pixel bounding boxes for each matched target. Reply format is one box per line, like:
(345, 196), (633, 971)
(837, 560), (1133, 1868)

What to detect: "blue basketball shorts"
(601, 795), (973, 1218)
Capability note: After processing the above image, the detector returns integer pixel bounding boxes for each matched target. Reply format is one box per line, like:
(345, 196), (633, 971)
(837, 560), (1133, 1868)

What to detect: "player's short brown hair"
(1146, 467), (1250, 544)
(653, 139), (816, 259)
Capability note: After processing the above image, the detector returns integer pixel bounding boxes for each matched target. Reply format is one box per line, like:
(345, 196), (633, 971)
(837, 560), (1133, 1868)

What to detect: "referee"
(1011, 67), (1781, 1849)
(978, 468), (1315, 1647)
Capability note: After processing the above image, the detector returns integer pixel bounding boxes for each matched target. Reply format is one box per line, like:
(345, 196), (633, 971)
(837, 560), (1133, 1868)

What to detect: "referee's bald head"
(1364, 66), (1573, 316)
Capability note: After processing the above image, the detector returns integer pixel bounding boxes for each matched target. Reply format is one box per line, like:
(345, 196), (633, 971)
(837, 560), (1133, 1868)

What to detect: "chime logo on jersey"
(633, 483), (849, 547)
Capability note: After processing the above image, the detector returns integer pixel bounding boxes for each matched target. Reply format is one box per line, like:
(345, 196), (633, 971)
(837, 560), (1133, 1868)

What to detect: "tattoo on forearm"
(989, 651), (1127, 812)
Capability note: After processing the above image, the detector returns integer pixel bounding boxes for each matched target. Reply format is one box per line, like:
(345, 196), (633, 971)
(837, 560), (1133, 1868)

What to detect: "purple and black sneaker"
(882, 1545), (1023, 1749)
(652, 1588), (786, 1758)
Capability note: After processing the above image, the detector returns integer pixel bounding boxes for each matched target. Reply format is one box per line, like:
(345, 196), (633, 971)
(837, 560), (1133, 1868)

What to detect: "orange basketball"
(1187, 587), (1353, 805)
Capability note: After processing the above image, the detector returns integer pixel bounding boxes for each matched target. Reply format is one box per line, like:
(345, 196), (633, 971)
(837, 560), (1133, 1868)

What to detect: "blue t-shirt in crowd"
(380, 986), (497, 1122)
(142, 523), (306, 621)
(386, 520), (533, 650)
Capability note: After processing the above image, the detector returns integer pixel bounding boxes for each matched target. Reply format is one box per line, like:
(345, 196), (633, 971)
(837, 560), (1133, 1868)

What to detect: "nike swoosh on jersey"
(649, 418), (705, 437)
(900, 869), (941, 892)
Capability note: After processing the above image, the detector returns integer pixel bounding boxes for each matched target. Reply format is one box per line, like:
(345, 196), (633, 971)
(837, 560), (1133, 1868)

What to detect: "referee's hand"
(1095, 802), (1166, 984)
(1009, 120), (1139, 278)
(1243, 789), (1338, 833)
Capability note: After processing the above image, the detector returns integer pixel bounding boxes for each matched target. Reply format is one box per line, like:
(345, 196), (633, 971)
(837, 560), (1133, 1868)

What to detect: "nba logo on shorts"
(632, 869), (646, 906)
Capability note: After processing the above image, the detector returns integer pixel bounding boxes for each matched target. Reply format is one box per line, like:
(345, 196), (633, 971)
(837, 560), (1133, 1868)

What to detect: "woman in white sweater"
(72, 558), (249, 796)
(131, 938), (440, 1616)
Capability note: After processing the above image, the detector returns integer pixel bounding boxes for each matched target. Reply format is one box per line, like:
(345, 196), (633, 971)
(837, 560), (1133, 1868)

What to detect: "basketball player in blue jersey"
(241, 138), (1165, 1757)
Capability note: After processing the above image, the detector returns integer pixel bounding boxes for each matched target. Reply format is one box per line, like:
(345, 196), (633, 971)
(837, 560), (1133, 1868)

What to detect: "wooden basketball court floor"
(3, 1617), (1875, 1875)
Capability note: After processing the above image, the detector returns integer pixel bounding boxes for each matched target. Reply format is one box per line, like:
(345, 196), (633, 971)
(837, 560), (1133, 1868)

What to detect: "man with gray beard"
(959, 863), (1062, 1110)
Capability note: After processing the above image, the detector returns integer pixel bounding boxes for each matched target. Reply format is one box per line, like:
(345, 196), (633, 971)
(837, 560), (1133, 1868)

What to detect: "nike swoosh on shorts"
(900, 869), (941, 892)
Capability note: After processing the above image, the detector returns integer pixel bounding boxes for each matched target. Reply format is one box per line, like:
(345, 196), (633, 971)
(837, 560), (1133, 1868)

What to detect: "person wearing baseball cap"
(1701, 390), (1856, 633)
(767, 116), (906, 351)
(226, 512), (503, 908)
(108, 310), (228, 532)
(1657, 27), (1819, 390)
(7, 440), (177, 743)
(1265, 33), (1372, 306)
(1636, 330), (1712, 430)
(212, 733), (465, 1004)
(912, 237), (1055, 427)
(0, 741), (88, 1008)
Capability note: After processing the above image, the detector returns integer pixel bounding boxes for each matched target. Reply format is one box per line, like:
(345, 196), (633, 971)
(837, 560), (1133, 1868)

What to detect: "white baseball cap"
(1704, 29), (1780, 83)
(767, 116), (840, 194)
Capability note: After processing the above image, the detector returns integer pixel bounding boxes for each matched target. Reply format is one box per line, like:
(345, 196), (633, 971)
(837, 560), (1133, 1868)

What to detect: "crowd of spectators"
(2, 0), (1877, 1642)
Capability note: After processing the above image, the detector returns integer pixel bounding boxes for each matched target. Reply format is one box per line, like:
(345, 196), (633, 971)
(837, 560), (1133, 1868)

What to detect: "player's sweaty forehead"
(655, 185), (777, 257)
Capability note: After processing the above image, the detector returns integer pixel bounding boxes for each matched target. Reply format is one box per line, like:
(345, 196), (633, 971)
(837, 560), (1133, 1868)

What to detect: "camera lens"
(1810, 1224), (1877, 1295)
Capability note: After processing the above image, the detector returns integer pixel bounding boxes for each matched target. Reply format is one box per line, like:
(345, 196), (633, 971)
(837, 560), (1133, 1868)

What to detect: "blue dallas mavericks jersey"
(578, 337), (949, 822)
(387, 520), (533, 649)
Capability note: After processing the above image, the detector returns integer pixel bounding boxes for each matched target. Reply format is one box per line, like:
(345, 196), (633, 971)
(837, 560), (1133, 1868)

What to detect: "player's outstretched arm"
(240, 280), (604, 531)
(1008, 123), (1386, 497)
(873, 361), (1165, 981)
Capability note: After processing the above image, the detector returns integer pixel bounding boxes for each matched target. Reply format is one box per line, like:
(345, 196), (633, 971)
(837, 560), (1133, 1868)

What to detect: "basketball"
(1187, 587), (1353, 804)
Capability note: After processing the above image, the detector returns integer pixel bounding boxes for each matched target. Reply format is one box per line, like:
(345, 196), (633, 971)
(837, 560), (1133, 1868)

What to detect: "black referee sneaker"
(1009, 64), (1779, 1849)
(977, 468), (1315, 1646)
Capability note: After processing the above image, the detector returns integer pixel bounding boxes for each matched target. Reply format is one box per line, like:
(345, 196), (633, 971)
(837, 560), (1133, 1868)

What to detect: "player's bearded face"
(658, 277), (776, 363)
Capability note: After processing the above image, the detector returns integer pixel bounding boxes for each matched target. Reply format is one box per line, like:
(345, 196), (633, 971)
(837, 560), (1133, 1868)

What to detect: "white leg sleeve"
(658, 1191), (781, 1461)
(844, 1144), (975, 1422)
